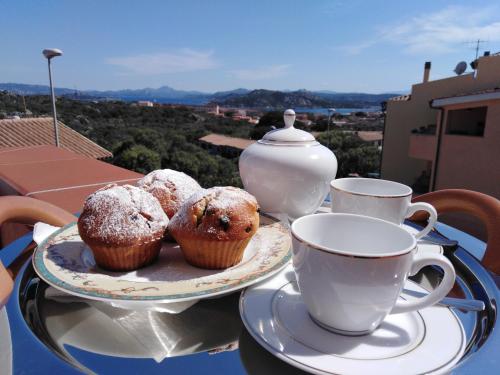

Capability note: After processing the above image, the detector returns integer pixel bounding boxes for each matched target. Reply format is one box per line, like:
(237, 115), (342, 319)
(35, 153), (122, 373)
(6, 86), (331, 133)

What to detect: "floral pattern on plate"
(33, 214), (291, 303)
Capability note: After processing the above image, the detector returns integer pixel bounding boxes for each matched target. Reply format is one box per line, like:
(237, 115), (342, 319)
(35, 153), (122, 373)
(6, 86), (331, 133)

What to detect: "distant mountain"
(211, 88), (251, 100)
(212, 89), (334, 108)
(0, 83), (76, 96)
(84, 85), (208, 100)
(0, 83), (212, 103)
(213, 89), (398, 109)
(314, 90), (339, 94)
(0, 83), (400, 108)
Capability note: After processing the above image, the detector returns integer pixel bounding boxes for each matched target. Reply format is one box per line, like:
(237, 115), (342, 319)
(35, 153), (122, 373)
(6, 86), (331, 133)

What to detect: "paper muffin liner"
(175, 237), (253, 269)
(88, 238), (163, 271)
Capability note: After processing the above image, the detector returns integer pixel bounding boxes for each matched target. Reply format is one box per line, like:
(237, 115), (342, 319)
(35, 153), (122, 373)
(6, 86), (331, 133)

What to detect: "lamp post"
(42, 48), (63, 147)
(327, 108), (336, 148)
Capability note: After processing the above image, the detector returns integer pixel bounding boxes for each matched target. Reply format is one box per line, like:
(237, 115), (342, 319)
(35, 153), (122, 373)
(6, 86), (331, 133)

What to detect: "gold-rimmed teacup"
(330, 178), (437, 239)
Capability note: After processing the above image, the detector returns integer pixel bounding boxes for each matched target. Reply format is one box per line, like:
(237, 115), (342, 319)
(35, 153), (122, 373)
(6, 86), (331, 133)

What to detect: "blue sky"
(2, 0), (500, 93)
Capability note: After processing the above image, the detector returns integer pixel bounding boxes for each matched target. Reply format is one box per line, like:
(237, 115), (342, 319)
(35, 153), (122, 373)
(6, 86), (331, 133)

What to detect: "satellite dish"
(454, 61), (467, 75)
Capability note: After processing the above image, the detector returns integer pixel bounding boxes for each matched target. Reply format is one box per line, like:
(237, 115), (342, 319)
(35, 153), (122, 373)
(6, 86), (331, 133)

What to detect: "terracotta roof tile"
(357, 131), (383, 142)
(0, 146), (142, 213)
(199, 133), (255, 150)
(0, 117), (112, 159)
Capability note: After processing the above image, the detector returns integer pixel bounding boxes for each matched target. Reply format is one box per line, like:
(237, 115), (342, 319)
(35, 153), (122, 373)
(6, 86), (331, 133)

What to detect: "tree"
(0, 92), (251, 187)
(250, 111), (283, 139)
(317, 130), (381, 177)
(114, 145), (161, 174)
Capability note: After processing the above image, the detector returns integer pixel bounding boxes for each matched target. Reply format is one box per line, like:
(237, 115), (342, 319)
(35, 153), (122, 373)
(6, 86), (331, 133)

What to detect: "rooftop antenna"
(462, 39), (488, 71)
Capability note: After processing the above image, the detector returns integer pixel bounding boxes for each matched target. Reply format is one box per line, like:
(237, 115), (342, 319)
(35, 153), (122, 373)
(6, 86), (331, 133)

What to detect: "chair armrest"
(411, 189), (500, 275)
(0, 196), (76, 308)
(0, 262), (13, 308)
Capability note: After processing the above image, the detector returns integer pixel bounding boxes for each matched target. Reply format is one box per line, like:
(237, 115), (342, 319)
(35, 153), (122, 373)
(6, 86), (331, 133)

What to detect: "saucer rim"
(240, 265), (466, 375)
(271, 282), (428, 360)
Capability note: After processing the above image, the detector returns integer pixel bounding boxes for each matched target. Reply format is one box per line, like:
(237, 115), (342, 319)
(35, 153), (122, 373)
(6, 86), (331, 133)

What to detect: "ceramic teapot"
(239, 109), (337, 219)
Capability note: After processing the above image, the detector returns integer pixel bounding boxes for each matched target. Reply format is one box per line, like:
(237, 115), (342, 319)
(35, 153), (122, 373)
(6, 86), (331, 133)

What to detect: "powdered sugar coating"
(137, 169), (202, 218)
(168, 186), (259, 241)
(78, 184), (169, 245)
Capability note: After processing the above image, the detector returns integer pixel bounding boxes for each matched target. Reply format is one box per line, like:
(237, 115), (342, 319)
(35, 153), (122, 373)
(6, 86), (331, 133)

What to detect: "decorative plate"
(33, 214), (291, 304)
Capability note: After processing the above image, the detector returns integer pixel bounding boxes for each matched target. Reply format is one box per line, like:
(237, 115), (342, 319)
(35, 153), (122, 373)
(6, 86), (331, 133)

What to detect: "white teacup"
(291, 213), (455, 336)
(330, 178), (437, 239)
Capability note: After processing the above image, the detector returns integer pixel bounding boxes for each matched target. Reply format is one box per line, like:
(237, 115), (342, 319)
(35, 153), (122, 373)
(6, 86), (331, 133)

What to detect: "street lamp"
(327, 108), (336, 148)
(42, 48), (63, 147)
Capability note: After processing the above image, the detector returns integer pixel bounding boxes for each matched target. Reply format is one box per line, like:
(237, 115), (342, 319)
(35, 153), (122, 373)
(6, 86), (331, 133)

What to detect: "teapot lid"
(260, 109), (317, 145)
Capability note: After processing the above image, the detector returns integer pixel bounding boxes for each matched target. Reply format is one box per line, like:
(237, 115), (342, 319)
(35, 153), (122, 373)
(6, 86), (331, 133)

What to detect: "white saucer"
(240, 265), (466, 375)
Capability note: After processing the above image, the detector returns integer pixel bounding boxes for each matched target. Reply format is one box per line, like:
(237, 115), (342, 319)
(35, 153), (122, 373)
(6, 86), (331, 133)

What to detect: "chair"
(0, 196), (76, 307)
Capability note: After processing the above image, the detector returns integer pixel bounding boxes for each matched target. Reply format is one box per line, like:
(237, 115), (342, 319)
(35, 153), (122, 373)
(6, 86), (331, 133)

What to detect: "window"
(446, 106), (487, 136)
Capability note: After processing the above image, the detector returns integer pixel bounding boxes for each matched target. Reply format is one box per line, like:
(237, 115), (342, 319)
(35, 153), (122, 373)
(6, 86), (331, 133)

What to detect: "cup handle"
(406, 202), (437, 239)
(391, 252), (455, 314)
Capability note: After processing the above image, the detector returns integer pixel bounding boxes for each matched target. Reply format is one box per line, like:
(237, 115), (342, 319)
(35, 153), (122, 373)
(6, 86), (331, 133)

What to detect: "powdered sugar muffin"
(168, 187), (260, 269)
(78, 184), (169, 271)
(137, 169), (202, 218)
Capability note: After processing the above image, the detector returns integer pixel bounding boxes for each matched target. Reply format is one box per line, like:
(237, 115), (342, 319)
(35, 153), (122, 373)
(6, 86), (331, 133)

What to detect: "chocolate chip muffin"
(137, 169), (202, 219)
(168, 187), (260, 269)
(78, 184), (169, 271)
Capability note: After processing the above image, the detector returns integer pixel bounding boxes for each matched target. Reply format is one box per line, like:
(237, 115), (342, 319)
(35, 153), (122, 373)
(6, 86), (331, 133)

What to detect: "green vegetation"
(0, 92), (251, 187)
(317, 131), (381, 177)
(215, 89), (394, 109)
(253, 111), (382, 177)
(250, 111), (308, 140)
(0, 92), (382, 187)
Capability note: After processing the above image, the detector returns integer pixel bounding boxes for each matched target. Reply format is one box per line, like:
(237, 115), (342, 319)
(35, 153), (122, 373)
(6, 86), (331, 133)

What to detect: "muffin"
(78, 184), (169, 271)
(137, 169), (202, 219)
(168, 187), (260, 269)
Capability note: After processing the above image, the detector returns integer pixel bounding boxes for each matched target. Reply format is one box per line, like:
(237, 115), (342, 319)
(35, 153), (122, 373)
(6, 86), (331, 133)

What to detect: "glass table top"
(1, 222), (497, 375)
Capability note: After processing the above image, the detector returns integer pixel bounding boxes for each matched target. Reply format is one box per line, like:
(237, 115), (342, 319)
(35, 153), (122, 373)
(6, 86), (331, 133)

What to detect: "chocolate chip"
(219, 215), (230, 231)
(196, 214), (203, 227)
(245, 225), (252, 233)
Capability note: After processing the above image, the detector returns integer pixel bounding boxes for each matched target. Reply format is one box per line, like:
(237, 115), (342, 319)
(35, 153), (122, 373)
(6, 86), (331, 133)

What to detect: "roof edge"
(432, 90), (500, 107)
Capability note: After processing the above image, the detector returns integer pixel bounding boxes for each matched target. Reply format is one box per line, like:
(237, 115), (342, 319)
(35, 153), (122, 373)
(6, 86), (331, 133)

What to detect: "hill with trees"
(214, 89), (396, 109)
(0, 91), (382, 187)
(0, 91), (251, 186)
(1, 83), (397, 109)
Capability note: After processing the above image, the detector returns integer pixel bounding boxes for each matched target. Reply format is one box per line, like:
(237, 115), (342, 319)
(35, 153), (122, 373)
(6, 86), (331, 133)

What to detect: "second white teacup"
(291, 213), (456, 336)
(330, 178), (437, 239)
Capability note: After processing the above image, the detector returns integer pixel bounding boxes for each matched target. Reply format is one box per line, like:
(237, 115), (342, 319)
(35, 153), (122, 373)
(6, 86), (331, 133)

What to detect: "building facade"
(381, 53), (500, 199)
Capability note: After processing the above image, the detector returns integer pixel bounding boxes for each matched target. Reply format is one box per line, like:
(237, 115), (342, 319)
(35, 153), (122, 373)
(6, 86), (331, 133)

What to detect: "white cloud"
(340, 6), (500, 55)
(338, 40), (377, 56)
(105, 49), (218, 75)
(230, 64), (291, 80)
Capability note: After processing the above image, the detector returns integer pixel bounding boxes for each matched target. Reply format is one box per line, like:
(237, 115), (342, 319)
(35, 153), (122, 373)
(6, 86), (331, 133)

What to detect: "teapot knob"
(283, 109), (296, 129)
